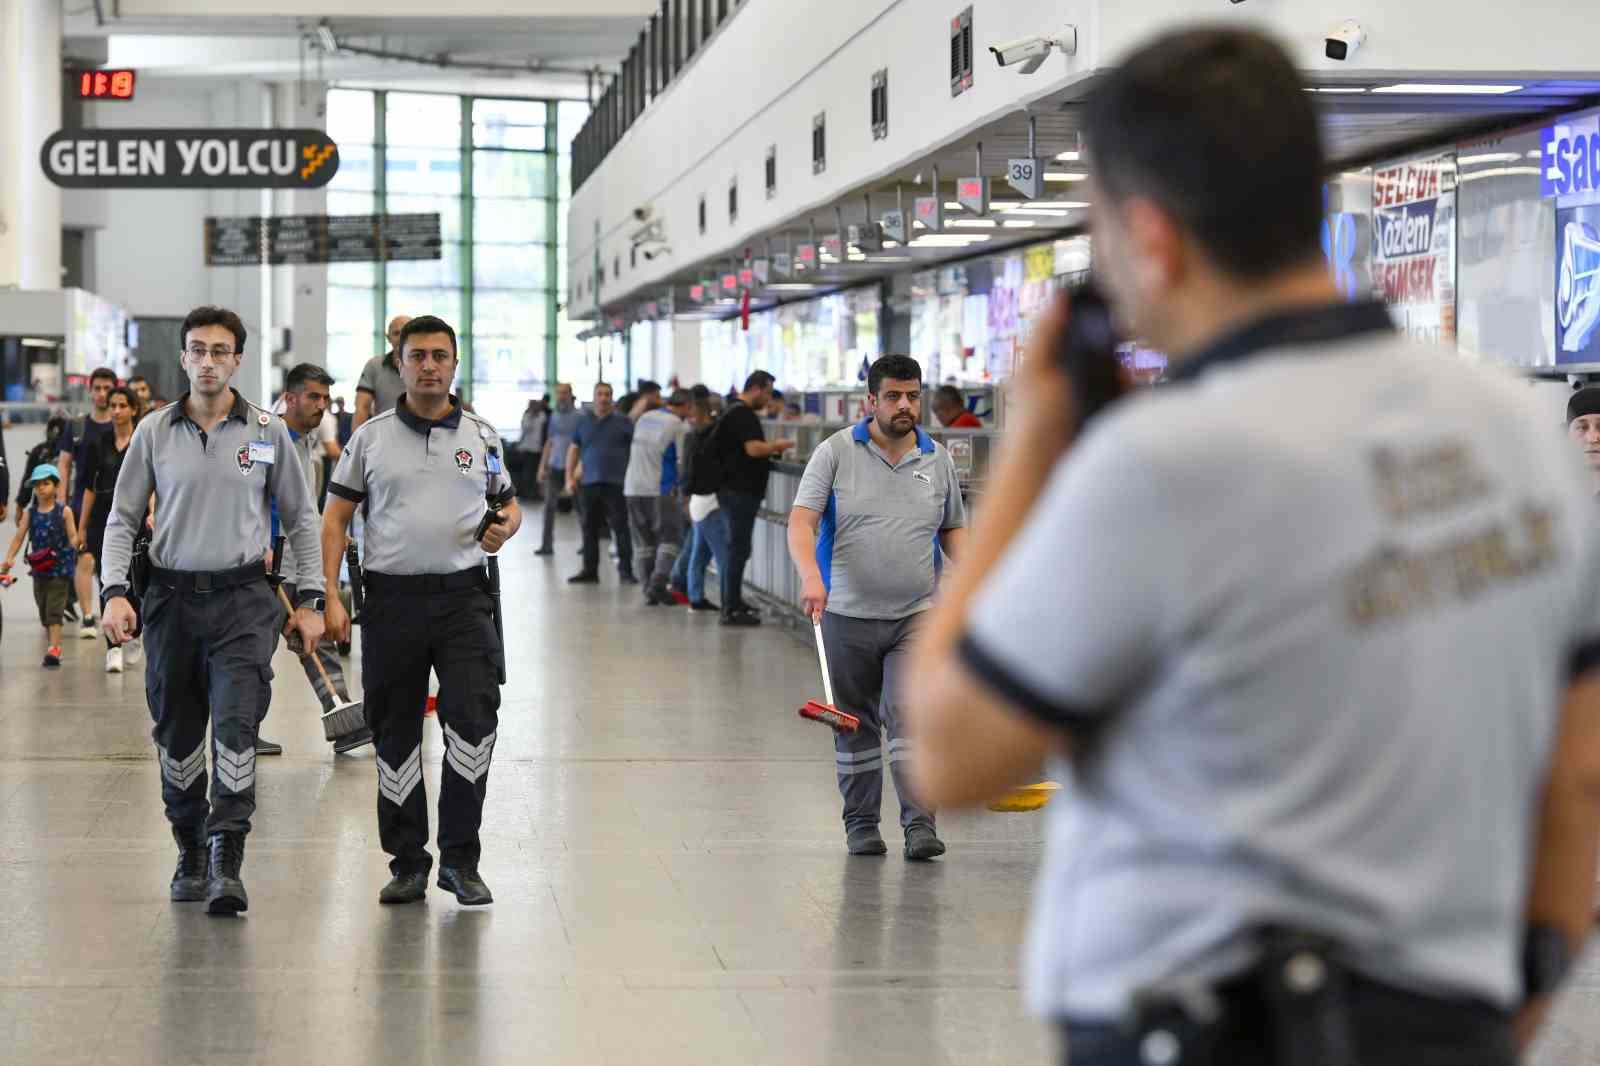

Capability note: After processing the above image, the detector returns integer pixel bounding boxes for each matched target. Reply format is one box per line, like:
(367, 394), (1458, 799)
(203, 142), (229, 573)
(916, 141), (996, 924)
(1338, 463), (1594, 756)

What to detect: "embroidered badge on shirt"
(913, 471), (932, 485)
(235, 444), (254, 474)
(455, 448), (474, 473)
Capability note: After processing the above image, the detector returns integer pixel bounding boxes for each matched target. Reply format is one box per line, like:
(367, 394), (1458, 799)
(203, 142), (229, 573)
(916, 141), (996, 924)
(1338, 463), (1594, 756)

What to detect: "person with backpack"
(56, 367), (118, 640)
(1, 464), (79, 667)
(670, 395), (730, 612)
(16, 415), (65, 520)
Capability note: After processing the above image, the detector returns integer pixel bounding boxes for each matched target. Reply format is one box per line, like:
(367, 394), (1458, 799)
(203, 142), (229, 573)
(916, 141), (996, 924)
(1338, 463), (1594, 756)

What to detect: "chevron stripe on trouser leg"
(142, 578), (277, 837)
(431, 587), (502, 871)
(361, 586), (435, 877)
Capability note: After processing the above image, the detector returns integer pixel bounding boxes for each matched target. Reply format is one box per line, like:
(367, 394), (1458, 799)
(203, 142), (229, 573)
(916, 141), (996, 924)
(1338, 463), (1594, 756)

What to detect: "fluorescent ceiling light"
(1044, 171), (1090, 182)
(1054, 150), (1080, 161)
(943, 201), (964, 210)
(1040, 200), (1090, 209)
(1528, 149), (1544, 158)
(1002, 220), (1038, 228)
(20, 337), (56, 348)
(765, 283), (819, 291)
(911, 235), (992, 247)
(950, 219), (997, 228)
(1304, 87), (1367, 94)
(1458, 165), (1541, 182)
(1003, 207), (1071, 217)
(1371, 83), (1524, 95)
(1458, 152), (1522, 165)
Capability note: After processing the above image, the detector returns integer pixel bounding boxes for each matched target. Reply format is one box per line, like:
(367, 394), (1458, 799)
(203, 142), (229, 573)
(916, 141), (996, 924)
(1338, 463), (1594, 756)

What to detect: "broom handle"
(274, 583), (337, 690)
(812, 621), (835, 708)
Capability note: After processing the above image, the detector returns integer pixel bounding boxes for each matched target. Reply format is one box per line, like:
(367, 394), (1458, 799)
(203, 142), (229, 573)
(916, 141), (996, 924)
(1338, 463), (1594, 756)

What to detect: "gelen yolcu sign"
(40, 129), (339, 189)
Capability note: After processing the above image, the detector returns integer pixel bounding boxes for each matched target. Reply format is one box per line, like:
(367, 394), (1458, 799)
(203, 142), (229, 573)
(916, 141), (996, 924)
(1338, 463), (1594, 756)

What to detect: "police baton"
(475, 506), (508, 685)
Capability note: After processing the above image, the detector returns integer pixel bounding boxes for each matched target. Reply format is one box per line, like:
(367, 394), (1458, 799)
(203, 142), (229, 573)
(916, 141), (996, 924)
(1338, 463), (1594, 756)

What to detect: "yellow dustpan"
(988, 780), (1062, 813)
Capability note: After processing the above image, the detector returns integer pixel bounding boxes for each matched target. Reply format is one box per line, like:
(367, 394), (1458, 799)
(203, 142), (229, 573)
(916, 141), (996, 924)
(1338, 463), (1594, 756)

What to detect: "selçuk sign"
(40, 129), (339, 189)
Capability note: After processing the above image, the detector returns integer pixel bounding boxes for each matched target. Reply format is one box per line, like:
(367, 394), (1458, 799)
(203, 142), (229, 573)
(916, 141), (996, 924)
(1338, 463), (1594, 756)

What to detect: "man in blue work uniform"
(789, 355), (965, 860)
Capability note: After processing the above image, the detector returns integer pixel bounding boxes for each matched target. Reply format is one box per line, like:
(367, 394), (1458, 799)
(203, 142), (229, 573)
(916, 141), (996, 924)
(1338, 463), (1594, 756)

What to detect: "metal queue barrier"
(739, 423), (1001, 626)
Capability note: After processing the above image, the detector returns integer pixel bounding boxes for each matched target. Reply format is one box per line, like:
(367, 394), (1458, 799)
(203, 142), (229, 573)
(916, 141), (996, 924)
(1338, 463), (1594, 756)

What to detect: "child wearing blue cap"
(1, 465), (80, 666)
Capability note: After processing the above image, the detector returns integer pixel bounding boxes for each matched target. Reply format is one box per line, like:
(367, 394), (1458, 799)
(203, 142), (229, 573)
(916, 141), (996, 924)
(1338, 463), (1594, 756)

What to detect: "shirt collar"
(383, 349), (399, 372)
(853, 417), (935, 455)
(395, 394), (463, 433)
(168, 388), (250, 427)
(1167, 300), (1394, 384)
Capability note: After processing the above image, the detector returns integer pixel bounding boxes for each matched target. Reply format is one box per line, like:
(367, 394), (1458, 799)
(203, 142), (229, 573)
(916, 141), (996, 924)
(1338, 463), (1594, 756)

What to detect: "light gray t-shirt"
(356, 352), (406, 417)
(329, 398), (515, 576)
(624, 408), (690, 497)
(960, 303), (1600, 1020)
(101, 390), (324, 601)
(795, 421), (966, 620)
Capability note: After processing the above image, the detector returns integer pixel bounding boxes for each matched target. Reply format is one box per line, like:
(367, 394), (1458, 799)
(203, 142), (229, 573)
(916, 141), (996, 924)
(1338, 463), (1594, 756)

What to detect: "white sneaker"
(105, 646), (124, 674)
(78, 620), (98, 640)
(124, 638), (143, 666)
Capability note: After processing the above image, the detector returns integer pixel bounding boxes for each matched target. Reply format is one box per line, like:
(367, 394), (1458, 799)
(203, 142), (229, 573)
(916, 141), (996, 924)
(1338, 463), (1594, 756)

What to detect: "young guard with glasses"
(100, 306), (326, 916)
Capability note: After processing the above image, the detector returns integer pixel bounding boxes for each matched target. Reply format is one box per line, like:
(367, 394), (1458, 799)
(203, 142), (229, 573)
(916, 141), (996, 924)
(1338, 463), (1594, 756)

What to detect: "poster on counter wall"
(1371, 151), (1457, 342)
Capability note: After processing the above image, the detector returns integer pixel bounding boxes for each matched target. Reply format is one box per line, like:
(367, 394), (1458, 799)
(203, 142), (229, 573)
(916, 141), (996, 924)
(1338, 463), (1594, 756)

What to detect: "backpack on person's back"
(682, 409), (733, 497)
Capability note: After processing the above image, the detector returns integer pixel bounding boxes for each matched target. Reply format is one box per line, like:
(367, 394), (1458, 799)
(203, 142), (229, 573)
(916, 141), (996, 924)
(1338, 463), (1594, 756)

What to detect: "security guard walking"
(323, 315), (521, 907)
(908, 28), (1600, 1066)
(102, 305), (325, 916)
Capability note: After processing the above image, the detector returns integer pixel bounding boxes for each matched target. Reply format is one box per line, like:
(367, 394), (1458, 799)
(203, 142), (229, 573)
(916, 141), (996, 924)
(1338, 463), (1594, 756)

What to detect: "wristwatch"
(309, 596), (327, 613)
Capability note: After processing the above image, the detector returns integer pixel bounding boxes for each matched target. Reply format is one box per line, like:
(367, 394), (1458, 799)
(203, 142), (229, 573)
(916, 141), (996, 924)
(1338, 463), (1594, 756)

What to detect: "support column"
(0, 0), (62, 289)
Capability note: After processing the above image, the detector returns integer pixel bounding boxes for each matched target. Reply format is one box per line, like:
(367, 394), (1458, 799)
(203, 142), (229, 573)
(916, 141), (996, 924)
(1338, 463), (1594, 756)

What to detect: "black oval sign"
(40, 128), (340, 189)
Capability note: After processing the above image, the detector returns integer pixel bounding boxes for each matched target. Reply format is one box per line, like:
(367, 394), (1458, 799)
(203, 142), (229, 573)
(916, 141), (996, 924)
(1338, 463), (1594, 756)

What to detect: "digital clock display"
(73, 69), (136, 100)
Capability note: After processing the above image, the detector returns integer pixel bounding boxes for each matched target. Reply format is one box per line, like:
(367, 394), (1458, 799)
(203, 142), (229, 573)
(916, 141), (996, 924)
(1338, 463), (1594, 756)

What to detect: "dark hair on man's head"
(690, 383), (711, 401)
(743, 370), (776, 393)
(594, 381), (613, 395)
(1083, 27), (1324, 279)
(637, 379), (662, 395)
(181, 305), (247, 354)
(396, 315), (458, 358)
(129, 374), (148, 385)
(89, 367), (117, 386)
(285, 363), (335, 391)
(868, 355), (923, 396)
(933, 384), (965, 409)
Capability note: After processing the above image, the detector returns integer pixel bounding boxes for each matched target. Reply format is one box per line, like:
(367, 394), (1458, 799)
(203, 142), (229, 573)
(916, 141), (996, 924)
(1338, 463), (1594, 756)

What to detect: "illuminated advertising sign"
(41, 128), (338, 188)
(1371, 151), (1456, 342)
(1541, 112), (1600, 199)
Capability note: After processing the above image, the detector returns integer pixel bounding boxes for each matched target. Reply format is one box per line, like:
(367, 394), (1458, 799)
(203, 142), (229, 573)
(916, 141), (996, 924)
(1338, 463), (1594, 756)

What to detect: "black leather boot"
(170, 827), (209, 902)
(205, 832), (248, 915)
(437, 866), (493, 905)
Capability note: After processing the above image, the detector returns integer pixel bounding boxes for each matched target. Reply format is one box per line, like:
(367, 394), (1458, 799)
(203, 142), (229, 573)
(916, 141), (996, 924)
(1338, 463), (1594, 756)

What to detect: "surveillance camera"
(990, 29), (1077, 75)
(1325, 20), (1365, 61)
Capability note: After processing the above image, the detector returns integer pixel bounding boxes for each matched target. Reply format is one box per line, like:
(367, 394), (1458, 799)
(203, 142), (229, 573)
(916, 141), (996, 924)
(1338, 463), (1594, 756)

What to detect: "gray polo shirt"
(329, 397), (514, 576)
(624, 408), (689, 497)
(960, 302), (1600, 1020)
(356, 352), (406, 417)
(101, 390), (324, 604)
(795, 421), (966, 620)
(573, 411), (634, 487)
(547, 406), (581, 471)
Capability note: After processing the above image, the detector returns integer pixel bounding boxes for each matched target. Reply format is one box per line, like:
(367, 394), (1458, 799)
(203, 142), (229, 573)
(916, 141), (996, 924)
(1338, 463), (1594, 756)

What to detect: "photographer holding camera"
(907, 26), (1600, 1066)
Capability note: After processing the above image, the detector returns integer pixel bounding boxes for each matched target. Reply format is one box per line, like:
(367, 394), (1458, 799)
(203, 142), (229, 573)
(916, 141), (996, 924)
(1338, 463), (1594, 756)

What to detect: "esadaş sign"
(41, 129), (339, 189)
(1541, 112), (1600, 201)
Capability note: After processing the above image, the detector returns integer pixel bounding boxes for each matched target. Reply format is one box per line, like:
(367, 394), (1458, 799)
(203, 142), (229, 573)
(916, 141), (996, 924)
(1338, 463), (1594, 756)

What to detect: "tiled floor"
(2, 516), (1597, 1065)
(0, 521), (1050, 1066)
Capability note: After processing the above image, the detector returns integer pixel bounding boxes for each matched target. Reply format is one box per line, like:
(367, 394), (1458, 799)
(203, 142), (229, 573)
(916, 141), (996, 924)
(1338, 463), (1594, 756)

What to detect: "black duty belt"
(364, 567), (486, 595)
(150, 561), (266, 593)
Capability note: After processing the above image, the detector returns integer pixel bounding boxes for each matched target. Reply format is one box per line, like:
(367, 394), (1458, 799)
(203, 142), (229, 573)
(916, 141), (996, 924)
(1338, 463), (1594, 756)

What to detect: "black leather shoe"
(437, 866), (493, 905)
(255, 737), (283, 756)
(720, 609), (762, 627)
(205, 832), (248, 915)
(379, 871), (429, 905)
(689, 599), (720, 613)
(337, 641), (352, 657)
(568, 572), (600, 585)
(170, 827), (209, 902)
(533, 546), (554, 557)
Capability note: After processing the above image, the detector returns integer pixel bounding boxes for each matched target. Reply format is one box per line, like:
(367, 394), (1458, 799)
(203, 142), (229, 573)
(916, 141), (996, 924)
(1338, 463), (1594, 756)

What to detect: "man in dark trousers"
(101, 305), (325, 916)
(565, 381), (636, 585)
(907, 27), (1600, 1065)
(323, 314), (521, 906)
(712, 371), (794, 626)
